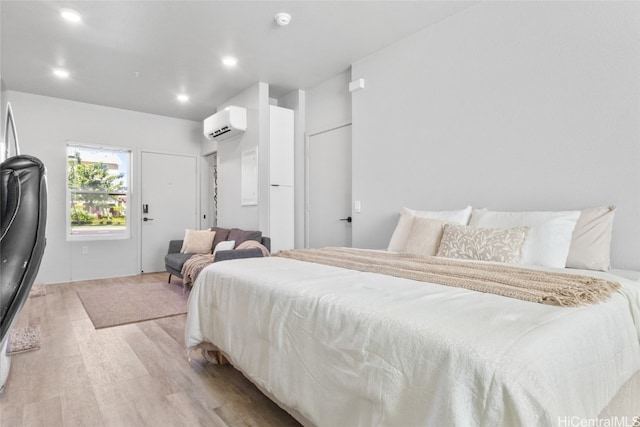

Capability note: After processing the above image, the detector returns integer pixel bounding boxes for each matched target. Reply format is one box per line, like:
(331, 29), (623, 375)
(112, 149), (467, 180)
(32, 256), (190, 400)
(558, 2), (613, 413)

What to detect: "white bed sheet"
(185, 255), (640, 427)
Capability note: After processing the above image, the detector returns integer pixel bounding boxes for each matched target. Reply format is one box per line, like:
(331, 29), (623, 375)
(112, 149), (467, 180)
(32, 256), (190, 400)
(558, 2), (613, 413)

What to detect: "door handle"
(143, 217), (154, 222)
(340, 216), (352, 223)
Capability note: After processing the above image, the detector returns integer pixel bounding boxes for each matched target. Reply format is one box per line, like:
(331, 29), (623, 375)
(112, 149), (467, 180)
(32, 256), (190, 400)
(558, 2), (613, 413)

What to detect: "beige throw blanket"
(181, 241), (270, 289)
(182, 254), (215, 289)
(275, 247), (620, 307)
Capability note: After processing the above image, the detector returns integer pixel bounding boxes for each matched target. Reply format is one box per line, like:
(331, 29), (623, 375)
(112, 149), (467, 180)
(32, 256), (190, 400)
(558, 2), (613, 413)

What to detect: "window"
(67, 144), (131, 240)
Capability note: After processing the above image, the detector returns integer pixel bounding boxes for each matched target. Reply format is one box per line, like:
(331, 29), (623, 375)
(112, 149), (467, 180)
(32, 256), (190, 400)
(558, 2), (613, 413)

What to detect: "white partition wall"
(269, 106), (295, 252)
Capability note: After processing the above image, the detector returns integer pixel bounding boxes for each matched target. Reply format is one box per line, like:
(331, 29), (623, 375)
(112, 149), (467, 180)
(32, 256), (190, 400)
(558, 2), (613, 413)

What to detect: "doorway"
(140, 151), (198, 273)
(206, 152), (218, 228)
(306, 124), (352, 248)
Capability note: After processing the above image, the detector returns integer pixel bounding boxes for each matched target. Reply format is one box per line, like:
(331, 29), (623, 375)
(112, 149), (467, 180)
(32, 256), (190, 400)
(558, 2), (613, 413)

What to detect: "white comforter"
(185, 255), (640, 427)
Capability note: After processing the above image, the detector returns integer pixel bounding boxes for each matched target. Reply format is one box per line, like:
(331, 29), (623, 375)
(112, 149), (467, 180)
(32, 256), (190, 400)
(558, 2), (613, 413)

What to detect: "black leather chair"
(0, 154), (47, 393)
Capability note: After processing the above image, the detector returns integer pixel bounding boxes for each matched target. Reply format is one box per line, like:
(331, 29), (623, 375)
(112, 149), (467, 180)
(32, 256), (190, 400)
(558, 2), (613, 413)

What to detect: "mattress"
(185, 254), (640, 426)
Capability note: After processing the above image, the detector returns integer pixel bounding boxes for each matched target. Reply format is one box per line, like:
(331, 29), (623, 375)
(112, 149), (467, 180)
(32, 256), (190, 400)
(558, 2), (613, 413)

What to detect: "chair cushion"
(165, 252), (193, 272)
(211, 227), (230, 252)
(214, 247), (264, 262)
(228, 228), (262, 248)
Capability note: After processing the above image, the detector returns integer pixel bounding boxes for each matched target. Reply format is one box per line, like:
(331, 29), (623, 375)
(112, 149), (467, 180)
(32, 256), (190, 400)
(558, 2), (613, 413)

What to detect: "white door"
(307, 124), (352, 248)
(141, 152), (197, 273)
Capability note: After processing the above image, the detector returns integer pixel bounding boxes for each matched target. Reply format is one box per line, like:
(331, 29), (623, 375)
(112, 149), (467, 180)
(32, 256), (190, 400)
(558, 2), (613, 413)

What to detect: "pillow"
(436, 224), (530, 264)
(566, 206), (616, 271)
(236, 240), (271, 257)
(228, 228), (262, 248)
(402, 217), (445, 257)
(213, 240), (235, 256)
(211, 227), (230, 252)
(469, 209), (580, 268)
(181, 229), (216, 254)
(387, 206), (472, 252)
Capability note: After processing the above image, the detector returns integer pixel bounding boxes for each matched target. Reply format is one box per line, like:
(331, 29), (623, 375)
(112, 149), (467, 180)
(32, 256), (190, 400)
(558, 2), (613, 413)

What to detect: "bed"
(185, 249), (640, 426)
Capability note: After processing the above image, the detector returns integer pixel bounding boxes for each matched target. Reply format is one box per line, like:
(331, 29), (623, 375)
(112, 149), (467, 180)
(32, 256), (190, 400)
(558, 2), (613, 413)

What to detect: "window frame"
(66, 142), (132, 241)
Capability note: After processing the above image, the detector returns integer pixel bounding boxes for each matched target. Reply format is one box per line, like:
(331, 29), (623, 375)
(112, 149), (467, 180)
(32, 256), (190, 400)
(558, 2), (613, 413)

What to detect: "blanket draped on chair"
(181, 254), (215, 288)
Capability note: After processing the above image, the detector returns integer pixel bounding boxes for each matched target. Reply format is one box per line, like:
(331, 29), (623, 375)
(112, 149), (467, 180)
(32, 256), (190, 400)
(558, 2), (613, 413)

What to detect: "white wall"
(5, 91), (202, 283)
(351, 2), (640, 269)
(216, 82), (270, 232)
(306, 71), (352, 134)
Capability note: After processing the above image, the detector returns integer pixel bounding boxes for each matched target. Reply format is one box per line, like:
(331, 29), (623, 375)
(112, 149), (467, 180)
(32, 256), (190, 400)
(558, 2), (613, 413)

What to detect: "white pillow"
(565, 206), (615, 271)
(469, 209), (580, 268)
(213, 240), (236, 256)
(180, 229), (216, 254)
(387, 206), (472, 252)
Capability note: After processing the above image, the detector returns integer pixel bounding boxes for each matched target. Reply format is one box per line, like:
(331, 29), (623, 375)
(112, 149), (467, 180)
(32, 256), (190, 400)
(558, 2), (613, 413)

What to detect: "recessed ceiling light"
(177, 94), (190, 103)
(53, 68), (70, 79)
(60, 8), (82, 23)
(222, 56), (238, 67)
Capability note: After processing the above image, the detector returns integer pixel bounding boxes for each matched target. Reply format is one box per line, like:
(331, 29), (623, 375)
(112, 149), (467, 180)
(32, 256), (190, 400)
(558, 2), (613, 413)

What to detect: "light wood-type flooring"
(0, 273), (301, 427)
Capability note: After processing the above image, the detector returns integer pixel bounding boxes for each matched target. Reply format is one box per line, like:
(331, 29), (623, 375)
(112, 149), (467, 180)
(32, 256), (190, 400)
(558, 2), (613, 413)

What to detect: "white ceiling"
(1, 1), (475, 121)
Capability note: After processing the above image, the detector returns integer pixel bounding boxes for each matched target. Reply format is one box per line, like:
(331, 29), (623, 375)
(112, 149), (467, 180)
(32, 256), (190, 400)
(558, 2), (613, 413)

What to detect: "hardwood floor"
(0, 273), (301, 427)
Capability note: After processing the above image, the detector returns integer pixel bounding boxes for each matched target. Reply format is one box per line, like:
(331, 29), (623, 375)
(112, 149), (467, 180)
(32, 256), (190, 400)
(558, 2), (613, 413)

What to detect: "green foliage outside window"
(67, 146), (129, 236)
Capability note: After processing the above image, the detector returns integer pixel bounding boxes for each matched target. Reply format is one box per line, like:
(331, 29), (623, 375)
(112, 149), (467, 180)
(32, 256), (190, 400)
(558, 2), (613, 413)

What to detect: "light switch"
(354, 200), (361, 213)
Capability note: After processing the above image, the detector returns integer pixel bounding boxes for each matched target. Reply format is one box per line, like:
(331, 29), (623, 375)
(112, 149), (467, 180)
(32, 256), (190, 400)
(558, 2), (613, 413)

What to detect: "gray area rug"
(7, 325), (41, 355)
(77, 282), (189, 329)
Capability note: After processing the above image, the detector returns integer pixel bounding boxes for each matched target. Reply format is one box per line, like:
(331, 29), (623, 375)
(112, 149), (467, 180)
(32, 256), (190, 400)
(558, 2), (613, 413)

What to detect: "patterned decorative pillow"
(436, 224), (529, 264)
(180, 229), (216, 254)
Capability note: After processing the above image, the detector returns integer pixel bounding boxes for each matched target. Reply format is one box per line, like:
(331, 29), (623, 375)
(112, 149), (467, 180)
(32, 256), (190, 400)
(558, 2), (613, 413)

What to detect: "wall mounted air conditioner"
(203, 106), (247, 141)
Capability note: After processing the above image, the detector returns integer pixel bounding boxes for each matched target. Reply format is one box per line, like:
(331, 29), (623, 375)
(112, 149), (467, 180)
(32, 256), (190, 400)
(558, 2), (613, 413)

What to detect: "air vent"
(203, 107), (247, 142)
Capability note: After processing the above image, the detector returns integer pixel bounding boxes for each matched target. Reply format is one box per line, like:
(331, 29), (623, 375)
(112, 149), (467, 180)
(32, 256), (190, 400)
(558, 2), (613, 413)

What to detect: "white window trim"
(66, 141), (133, 241)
